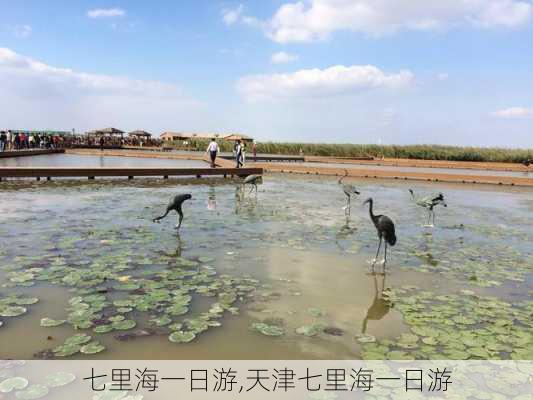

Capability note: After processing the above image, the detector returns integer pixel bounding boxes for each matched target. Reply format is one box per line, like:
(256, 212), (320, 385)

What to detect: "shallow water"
(0, 154), (206, 168)
(0, 175), (531, 360)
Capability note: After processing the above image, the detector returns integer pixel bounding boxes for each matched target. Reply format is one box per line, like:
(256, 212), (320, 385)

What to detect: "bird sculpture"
(408, 189), (447, 227)
(338, 169), (360, 215)
(242, 174), (262, 193)
(153, 194), (192, 230)
(363, 198), (396, 272)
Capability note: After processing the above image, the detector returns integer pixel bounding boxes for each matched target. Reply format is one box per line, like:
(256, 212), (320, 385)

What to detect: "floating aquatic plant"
(251, 322), (284, 337)
(0, 377), (29, 393)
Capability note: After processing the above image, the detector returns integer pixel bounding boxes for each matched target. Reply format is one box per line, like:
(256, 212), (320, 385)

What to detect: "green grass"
(165, 140), (532, 163)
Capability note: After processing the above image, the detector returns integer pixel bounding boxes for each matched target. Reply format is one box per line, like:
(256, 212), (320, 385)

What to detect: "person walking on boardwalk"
(0, 131), (6, 152)
(235, 140), (243, 168)
(252, 141), (257, 161)
(99, 136), (105, 151)
(206, 138), (219, 168)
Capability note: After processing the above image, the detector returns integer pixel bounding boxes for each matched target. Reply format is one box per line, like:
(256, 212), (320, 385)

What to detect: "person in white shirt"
(235, 140), (243, 168)
(206, 138), (219, 168)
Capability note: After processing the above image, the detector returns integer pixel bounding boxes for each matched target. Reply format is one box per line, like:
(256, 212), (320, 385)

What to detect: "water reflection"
(207, 186), (217, 211)
(335, 216), (357, 251)
(234, 186), (257, 215)
(362, 273), (392, 334)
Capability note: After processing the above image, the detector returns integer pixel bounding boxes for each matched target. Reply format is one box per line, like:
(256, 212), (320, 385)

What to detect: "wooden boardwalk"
(256, 163), (533, 187)
(220, 155), (304, 162)
(0, 167), (262, 181)
(306, 156), (531, 173)
(0, 149), (65, 158)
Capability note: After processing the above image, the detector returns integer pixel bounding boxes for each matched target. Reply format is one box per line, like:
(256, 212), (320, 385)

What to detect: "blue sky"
(1, 0), (532, 147)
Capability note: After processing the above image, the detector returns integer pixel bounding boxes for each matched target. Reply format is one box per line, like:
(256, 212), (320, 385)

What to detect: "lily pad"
(251, 323), (284, 337)
(80, 341), (106, 354)
(40, 318), (66, 327)
(0, 377), (29, 393)
(296, 324), (324, 337)
(43, 372), (76, 388)
(112, 320), (136, 330)
(65, 333), (92, 346)
(0, 306), (27, 317)
(168, 331), (196, 343)
(53, 343), (81, 357)
(15, 384), (49, 400)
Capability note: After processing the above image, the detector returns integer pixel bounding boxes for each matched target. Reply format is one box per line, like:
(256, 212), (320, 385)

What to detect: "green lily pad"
(80, 341), (106, 354)
(43, 372), (76, 388)
(296, 324), (324, 337)
(169, 331), (196, 343)
(251, 323), (284, 337)
(40, 318), (66, 327)
(0, 306), (27, 317)
(112, 320), (136, 330)
(65, 333), (92, 346)
(356, 334), (376, 343)
(53, 343), (81, 357)
(0, 377), (29, 393)
(15, 384), (49, 400)
(94, 325), (114, 334)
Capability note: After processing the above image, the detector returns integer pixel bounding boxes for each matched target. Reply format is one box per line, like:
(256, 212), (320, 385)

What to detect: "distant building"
(223, 133), (254, 144)
(160, 131), (253, 143)
(86, 127), (124, 137)
(128, 130), (152, 138)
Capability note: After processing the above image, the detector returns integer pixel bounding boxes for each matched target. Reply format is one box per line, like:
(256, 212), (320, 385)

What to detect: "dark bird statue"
(338, 169), (360, 215)
(153, 194), (192, 230)
(242, 174), (262, 193)
(408, 189), (447, 226)
(363, 198), (396, 271)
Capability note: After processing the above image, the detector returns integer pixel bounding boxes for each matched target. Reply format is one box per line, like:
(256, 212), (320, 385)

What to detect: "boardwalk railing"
(0, 167), (262, 181)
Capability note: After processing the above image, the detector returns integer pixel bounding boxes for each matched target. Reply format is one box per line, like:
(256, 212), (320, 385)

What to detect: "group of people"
(206, 139), (257, 168)
(0, 131), (69, 152)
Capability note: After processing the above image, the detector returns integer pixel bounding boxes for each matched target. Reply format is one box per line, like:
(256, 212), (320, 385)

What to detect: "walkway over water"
(256, 163), (533, 187)
(0, 149), (64, 158)
(0, 166), (262, 180)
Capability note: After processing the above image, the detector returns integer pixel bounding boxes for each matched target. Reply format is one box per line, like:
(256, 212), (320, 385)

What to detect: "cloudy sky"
(1, 0), (532, 146)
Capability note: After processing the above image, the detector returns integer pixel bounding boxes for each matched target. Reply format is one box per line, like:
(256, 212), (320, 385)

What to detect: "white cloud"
(0, 47), (202, 132)
(261, 0), (533, 43)
(87, 8), (125, 18)
(237, 64), (413, 101)
(11, 24), (32, 38)
(222, 4), (244, 26)
(493, 107), (533, 118)
(271, 51), (299, 64)
(437, 72), (449, 81)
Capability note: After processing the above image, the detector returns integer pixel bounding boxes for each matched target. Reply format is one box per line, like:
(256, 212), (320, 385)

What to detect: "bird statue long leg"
(153, 208), (170, 223)
(372, 237), (383, 272)
(175, 209), (184, 230)
(344, 193), (351, 215)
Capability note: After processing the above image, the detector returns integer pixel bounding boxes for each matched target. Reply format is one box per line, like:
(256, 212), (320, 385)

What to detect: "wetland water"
(0, 175), (531, 360)
(0, 154), (207, 168)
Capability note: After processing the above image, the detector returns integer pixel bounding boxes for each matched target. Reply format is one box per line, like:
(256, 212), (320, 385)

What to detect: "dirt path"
(255, 162), (533, 187)
(306, 156), (531, 172)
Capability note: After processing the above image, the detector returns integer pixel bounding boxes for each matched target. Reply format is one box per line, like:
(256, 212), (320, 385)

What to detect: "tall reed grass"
(167, 140), (532, 163)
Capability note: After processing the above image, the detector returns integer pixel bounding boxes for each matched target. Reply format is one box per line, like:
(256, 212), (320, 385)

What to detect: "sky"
(0, 0), (532, 147)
